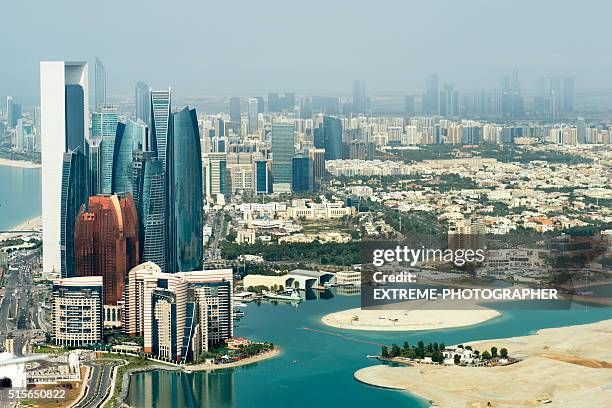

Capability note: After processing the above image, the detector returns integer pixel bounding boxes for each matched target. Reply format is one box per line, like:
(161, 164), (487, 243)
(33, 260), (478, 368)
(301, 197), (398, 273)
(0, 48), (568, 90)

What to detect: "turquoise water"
(126, 291), (611, 408)
(0, 165), (41, 230)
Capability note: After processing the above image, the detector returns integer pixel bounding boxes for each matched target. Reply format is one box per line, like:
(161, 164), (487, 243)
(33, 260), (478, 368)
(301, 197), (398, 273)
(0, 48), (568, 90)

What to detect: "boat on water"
(263, 289), (301, 301)
(234, 301), (248, 307)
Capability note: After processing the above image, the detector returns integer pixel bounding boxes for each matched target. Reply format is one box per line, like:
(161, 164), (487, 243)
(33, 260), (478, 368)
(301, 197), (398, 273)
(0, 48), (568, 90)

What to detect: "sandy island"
(355, 319), (612, 407)
(0, 157), (41, 169)
(322, 301), (500, 331)
(187, 347), (281, 371)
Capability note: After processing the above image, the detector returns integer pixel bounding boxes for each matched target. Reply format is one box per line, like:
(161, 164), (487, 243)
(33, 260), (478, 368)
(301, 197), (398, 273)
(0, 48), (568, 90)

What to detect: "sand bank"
(322, 301), (500, 331)
(0, 158), (41, 168)
(355, 319), (612, 407)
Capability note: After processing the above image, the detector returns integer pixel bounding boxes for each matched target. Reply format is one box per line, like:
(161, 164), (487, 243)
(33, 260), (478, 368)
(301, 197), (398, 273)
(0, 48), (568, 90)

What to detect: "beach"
(321, 301), (500, 331)
(355, 319), (612, 407)
(0, 215), (42, 240)
(0, 157), (41, 169)
(187, 347), (281, 371)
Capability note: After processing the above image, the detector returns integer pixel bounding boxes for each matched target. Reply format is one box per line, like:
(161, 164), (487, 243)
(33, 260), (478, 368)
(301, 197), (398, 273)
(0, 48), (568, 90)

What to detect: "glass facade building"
(59, 149), (88, 278)
(135, 81), (150, 127)
(150, 89), (171, 169)
(132, 151), (167, 271)
(271, 122), (295, 185)
(167, 107), (203, 272)
(254, 159), (269, 194)
(65, 84), (85, 153)
(91, 106), (119, 194)
(113, 119), (146, 194)
(323, 116), (343, 160)
(291, 155), (313, 193)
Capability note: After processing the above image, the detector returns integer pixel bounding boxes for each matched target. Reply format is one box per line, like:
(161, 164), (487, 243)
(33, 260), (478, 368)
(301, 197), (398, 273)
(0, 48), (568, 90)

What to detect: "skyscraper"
(247, 98), (258, 134)
(59, 150), (88, 278)
(94, 58), (106, 109)
(167, 107), (203, 272)
(74, 194), (140, 305)
(291, 155), (313, 193)
(132, 151), (167, 271)
(91, 106), (119, 194)
(113, 119), (146, 194)
(5, 96), (21, 128)
(135, 81), (151, 127)
(271, 122), (295, 190)
(425, 74), (439, 115)
(323, 116), (343, 160)
(253, 159), (270, 195)
(150, 89), (171, 168)
(203, 152), (228, 200)
(229, 96), (241, 132)
(352, 80), (367, 114)
(41, 61), (89, 274)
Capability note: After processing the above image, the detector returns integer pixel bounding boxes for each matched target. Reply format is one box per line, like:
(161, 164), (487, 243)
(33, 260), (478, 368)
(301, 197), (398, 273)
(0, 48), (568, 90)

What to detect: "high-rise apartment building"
(52, 276), (104, 347)
(425, 74), (439, 115)
(41, 61), (89, 274)
(125, 262), (233, 363)
(253, 159), (270, 195)
(74, 194), (140, 305)
(203, 152), (228, 200)
(229, 96), (241, 133)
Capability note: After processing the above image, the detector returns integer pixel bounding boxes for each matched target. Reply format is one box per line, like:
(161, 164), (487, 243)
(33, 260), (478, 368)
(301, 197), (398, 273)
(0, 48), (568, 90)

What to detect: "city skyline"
(2, 1), (612, 103)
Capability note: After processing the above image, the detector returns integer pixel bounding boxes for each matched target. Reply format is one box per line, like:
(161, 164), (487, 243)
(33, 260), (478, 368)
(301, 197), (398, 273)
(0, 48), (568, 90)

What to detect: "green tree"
(390, 344), (401, 358)
(453, 354), (461, 365)
(381, 346), (389, 358)
(481, 350), (491, 360)
(490, 347), (498, 358)
(402, 341), (410, 354)
(500, 348), (508, 359)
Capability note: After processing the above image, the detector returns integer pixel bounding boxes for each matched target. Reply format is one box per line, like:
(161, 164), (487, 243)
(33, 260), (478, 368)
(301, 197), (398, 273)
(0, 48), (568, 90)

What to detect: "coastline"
(0, 157), (41, 169)
(0, 215), (42, 240)
(187, 347), (281, 371)
(321, 302), (500, 331)
(354, 319), (612, 407)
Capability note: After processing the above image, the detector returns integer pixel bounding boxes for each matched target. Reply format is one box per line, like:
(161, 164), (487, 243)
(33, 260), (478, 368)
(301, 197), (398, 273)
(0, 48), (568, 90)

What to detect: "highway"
(77, 359), (123, 408)
(0, 248), (44, 355)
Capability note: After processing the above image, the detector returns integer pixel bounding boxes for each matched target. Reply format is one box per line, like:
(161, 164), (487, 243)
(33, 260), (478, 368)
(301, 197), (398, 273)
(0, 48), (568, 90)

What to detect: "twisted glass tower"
(113, 119), (146, 194)
(167, 107), (203, 272)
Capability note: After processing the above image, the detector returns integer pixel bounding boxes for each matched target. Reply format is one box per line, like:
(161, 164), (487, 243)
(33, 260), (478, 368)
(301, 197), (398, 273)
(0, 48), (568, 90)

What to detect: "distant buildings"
(135, 81), (150, 125)
(41, 61), (89, 274)
(291, 155), (313, 193)
(352, 80), (367, 114)
(52, 276), (104, 347)
(74, 194), (140, 305)
(94, 58), (106, 110)
(271, 122), (295, 190)
(247, 97), (258, 134)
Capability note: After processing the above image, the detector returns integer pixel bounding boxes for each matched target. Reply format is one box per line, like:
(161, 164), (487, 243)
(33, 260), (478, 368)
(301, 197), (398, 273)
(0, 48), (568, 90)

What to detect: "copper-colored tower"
(74, 194), (140, 305)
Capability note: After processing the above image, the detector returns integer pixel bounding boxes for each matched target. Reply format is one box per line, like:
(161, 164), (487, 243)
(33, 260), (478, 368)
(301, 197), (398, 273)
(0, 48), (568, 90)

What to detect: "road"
(77, 359), (122, 408)
(206, 210), (225, 261)
(0, 248), (44, 355)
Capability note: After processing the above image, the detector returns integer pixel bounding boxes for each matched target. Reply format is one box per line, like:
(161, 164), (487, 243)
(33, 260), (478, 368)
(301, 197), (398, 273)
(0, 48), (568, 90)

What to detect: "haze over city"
(2, 0), (612, 103)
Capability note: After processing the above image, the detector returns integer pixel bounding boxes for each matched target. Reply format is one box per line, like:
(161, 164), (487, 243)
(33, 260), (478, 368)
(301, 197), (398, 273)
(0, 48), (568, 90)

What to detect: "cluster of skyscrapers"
(41, 60), (232, 362)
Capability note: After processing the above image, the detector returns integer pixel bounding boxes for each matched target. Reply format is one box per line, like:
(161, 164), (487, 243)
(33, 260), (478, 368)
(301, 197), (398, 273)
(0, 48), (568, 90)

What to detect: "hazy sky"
(2, 0), (611, 104)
